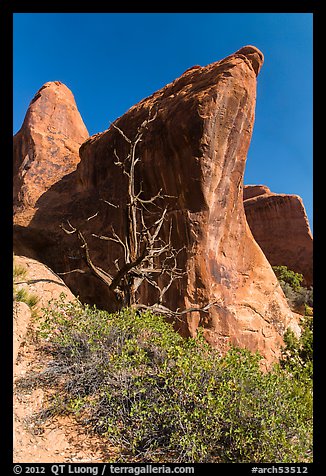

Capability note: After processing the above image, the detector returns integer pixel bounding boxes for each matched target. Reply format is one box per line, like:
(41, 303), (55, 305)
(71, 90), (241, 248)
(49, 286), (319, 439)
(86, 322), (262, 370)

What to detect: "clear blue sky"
(13, 13), (313, 229)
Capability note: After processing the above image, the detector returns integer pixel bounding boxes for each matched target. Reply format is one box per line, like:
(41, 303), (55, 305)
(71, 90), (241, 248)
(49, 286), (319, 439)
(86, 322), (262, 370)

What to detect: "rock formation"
(13, 81), (89, 228)
(13, 256), (111, 463)
(243, 185), (313, 286)
(13, 46), (301, 364)
(13, 255), (76, 363)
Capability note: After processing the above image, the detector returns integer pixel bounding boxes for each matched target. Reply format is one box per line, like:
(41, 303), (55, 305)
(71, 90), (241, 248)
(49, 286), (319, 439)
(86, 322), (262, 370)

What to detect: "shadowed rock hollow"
(13, 46), (300, 364)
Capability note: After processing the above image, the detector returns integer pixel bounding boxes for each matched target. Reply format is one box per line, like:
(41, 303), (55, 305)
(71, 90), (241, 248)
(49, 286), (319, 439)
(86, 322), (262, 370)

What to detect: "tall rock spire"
(13, 47), (300, 364)
(13, 81), (89, 226)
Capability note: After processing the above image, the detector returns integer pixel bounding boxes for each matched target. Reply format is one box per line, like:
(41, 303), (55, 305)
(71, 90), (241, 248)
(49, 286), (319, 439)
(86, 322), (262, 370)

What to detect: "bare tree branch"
(60, 220), (77, 234)
(100, 199), (119, 208)
(77, 229), (114, 287)
(60, 109), (216, 320)
(110, 122), (132, 144)
(57, 269), (86, 275)
(86, 211), (99, 221)
(133, 301), (220, 321)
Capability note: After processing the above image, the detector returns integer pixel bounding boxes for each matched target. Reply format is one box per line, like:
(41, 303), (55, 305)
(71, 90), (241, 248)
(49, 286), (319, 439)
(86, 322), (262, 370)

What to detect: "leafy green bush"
(272, 266), (303, 291)
(272, 266), (313, 310)
(280, 283), (313, 310)
(26, 294), (313, 463)
(280, 313), (313, 384)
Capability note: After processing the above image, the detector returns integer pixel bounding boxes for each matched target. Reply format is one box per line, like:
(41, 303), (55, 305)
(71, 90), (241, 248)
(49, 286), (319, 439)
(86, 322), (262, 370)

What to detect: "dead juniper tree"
(60, 108), (216, 319)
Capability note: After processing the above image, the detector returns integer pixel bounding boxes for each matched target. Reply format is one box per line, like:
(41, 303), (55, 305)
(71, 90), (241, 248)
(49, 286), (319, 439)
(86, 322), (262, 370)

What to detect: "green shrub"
(13, 260), (39, 310)
(14, 287), (39, 308)
(26, 295), (313, 463)
(13, 263), (27, 280)
(280, 313), (313, 384)
(280, 282), (313, 309)
(272, 266), (313, 309)
(272, 266), (303, 291)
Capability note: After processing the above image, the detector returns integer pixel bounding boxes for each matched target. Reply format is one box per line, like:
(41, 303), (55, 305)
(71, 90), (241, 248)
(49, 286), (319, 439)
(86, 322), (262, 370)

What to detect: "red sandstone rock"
(13, 81), (89, 226)
(13, 46), (299, 364)
(243, 184), (271, 200)
(13, 255), (76, 364)
(243, 185), (313, 286)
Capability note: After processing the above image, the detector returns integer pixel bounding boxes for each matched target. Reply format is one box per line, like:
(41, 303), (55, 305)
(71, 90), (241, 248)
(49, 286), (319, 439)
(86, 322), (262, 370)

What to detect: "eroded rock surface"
(13, 255), (76, 364)
(13, 46), (299, 363)
(243, 185), (313, 286)
(13, 81), (89, 227)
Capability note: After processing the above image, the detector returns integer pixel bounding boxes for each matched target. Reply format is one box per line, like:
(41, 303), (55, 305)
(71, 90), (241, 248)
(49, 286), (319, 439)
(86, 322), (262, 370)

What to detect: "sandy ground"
(13, 320), (117, 463)
(13, 255), (118, 463)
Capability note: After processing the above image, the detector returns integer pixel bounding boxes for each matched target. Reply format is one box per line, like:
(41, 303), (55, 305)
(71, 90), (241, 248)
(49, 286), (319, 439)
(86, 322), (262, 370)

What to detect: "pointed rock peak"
(36, 80), (64, 91)
(235, 45), (264, 76)
(29, 81), (70, 108)
(13, 81), (89, 223)
(23, 81), (88, 139)
(14, 47), (299, 364)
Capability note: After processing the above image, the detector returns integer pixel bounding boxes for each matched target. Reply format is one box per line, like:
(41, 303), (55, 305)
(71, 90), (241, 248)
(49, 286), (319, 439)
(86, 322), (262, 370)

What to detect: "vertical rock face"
(13, 46), (299, 364)
(13, 81), (89, 227)
(243, 185), (313, 286)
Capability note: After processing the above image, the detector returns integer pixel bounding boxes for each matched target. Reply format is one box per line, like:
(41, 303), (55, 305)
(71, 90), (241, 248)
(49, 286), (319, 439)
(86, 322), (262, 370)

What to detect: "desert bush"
(280, 282), (313, 309)
(13, 262), (27, 280)
(272, 265), (313, 309)
(25, 294), (313, 463)
(272, 266), (303, 291)
(14, 287), (39, 308)
(280, 313), (313, 384)
(13, 259), (39, 309)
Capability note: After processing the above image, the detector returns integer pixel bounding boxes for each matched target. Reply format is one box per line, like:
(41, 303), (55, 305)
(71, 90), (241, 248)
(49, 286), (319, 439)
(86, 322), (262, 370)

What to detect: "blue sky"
(13, 13), (313, 229)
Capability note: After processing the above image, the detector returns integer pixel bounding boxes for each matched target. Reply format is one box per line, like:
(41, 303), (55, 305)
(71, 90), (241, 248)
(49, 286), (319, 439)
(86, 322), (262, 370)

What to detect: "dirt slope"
(13, 255), (116, 463)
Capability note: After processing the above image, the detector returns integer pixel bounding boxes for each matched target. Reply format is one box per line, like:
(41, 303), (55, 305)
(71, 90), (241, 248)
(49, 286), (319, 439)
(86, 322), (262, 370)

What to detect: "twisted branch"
(60, 108), (215, 318)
